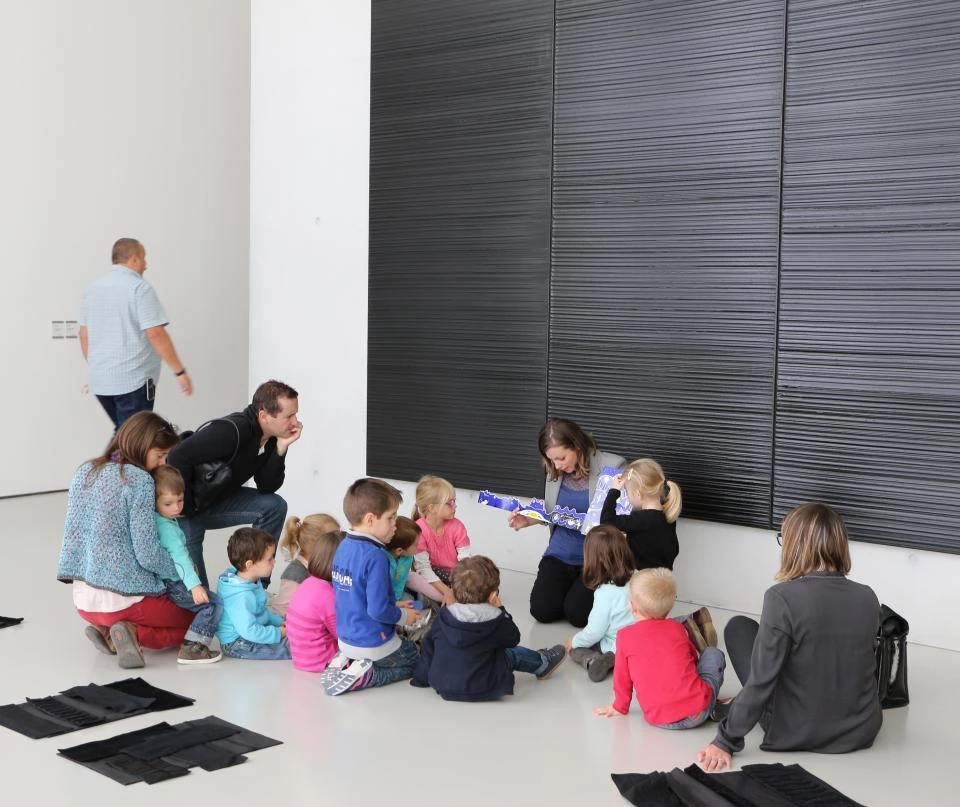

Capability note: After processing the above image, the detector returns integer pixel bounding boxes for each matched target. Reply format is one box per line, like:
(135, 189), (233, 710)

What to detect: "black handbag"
(191, 418), (241, 512)
(876, 603), (909, 709)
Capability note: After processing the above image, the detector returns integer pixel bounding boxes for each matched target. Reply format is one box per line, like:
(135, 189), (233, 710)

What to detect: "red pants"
(77, 595), (193, 650)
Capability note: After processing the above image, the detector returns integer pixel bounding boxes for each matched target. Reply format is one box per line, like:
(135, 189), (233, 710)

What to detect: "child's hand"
(279, 624), (287, 639)
(190, 585), (209, 605)
(593, 704), (622, 718)
(564, 636), (574, 651)
(395, 600), (414, 609)
(441, 589), (456, 607)
(404, 608), (420, 626)
(611, 474), (625, 491)
(697, 743), (732, 772)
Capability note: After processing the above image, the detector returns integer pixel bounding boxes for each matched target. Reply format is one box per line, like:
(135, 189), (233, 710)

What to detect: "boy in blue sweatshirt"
(321, 478), (421, 695)
(216, 527), (291, 659)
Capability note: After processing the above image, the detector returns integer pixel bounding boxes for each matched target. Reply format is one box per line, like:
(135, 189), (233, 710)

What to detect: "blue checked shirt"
(79, 265), (169, 395)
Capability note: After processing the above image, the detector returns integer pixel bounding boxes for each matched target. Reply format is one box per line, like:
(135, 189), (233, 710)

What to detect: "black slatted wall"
(775, 0), (960, 552)
(550, 0), (785, 526)
(367, 0), (555, 495)
(369, 0), (960, 552)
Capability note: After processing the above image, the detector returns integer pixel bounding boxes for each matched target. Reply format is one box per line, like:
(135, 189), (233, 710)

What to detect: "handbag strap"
(195, 417), (242, 465)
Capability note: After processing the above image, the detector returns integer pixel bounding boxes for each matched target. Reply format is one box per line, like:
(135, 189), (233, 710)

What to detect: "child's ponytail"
(279, 516), (303, 560)
(662, 480), (682, 524)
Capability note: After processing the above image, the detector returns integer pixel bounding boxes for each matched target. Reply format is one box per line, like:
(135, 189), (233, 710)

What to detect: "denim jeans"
(222, 636), (292, 660)
(179, 487), (287, 587)
(96, 380), (154, 430)
(504, 645), (545, 675)
(163, 579), (222, 647)
(368, 638), (420, 688)
(654, 647), (726, 730)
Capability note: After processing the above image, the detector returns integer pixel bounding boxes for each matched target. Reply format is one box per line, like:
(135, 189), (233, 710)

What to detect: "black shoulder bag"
(191, 418), (241, 512)
(876, 603), (909, 709)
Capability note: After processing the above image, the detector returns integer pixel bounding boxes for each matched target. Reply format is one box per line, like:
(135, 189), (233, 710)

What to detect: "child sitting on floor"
(285, 529), (344, 672)
(321, 479), (422, 695)
(412, 475), (471, 605)
(271, 513), (342, 616)
(566, 524), (635, 682)
(594, 568), (725, 728)
(152, 466), (223, 664)
(411, 556), (566, 701)
(217, 528), (291, 660)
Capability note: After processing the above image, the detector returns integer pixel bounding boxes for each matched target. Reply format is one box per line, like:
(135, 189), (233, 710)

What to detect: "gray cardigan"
(715, 572), (882, 754)
(543, 449), (626, 513)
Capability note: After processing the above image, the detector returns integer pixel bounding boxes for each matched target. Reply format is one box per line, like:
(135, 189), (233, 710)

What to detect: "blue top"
(216, 568), (283, 645)
(387, 553), (414, 601)
(331, 532), (403, 660)
(571, 582), (634, 654)
(544, 481), (590, 566)
(79, 265), (168, 395)
(154, 513), (201, 590)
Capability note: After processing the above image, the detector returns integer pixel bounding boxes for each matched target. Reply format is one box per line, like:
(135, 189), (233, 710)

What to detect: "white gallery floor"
(0, 492), (955, 805)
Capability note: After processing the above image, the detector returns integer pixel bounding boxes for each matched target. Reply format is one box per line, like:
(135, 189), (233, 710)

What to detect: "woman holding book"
(509, 418), (624, 627)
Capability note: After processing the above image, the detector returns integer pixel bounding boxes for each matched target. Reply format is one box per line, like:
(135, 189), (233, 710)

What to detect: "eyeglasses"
(776, 532), (782, 546)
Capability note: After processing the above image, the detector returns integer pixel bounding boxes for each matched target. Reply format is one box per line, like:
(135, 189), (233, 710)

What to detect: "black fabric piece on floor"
(164, 743), (246, 771)
(666, 769), (739, 807)
(0, 703), (76, 739)
(611, 771), (686, 807)
(683, 764), (799, 807)
(613, 764), (866, 806)
(741, 764), (866, 807)
(102, 677), (194, 712)
(0, 615), (24, 628)
(123, 723), (239, 760)
(60, 684), (155, 715)
(26, 696), (106, 730)
(59, 716), (281, 786)
(0, 678), (194, 739)
(59, 723), (178, 763)
(182, 715), (283, 753)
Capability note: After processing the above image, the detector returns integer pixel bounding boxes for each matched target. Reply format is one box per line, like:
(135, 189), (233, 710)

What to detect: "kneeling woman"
(698, 503), (882, 770)
(57, 412), (195, 668)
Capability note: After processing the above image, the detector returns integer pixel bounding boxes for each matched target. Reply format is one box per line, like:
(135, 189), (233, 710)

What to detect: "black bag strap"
(195, 417), (242, 465)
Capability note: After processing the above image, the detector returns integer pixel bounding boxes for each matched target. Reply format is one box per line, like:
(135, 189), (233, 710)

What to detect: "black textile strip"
(775, 0), (960, 552)
(550, 0), (785, 526)
(367, 0), (553, 495)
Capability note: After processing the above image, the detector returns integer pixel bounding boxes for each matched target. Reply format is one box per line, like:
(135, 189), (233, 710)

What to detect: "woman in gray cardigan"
(509, 419), (624, 627)
(698, 502), (882, 771)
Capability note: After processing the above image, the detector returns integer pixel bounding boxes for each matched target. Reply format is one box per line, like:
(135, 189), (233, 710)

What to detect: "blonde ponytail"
(279, 516), (303, 560)
(662, 479), (682, 523)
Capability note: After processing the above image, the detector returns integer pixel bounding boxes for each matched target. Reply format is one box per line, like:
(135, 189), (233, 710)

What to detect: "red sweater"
(613, 619), (713, 725)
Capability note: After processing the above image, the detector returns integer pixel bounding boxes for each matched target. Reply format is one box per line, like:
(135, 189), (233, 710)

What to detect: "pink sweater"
(285, 577), (338, 672)
(415, 516), (470, 570)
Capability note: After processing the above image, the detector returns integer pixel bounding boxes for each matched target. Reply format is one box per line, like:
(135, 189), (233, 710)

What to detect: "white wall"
(0, 1), (251, 495)
(249, 2), (960, 652)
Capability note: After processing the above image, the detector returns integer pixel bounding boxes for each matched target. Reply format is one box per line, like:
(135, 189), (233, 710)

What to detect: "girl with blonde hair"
(603, 458), (681, 570)
(270, 513), (341, 616)
(412, 475), (471, 606)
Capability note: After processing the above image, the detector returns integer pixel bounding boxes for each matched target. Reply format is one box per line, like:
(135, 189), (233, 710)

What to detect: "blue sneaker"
(536, 644), (567, 680)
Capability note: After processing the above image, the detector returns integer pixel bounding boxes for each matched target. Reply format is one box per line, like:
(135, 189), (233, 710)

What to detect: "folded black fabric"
(0, 615), (24, 628)
(165, 742), (246, 771)
(123, 723), (239, 760)
(26, 696), (105, 730)
(95, 754), (190, 785)
(103, 678), (194, 712)
(183, 716), (283, 753)
(60, 685), (155, 715)
(666, 768), (738, 807)
(0, 703), (75, 739)
(741, 764), (866, 807)
(611, 771), (686, 806)
(59, 723), (178, 763)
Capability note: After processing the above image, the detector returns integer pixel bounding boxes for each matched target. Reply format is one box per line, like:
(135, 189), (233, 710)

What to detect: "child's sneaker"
(710, 696), (734, 722)
(84, 625), (116, 656)
(682, 615), (708, 653)
(109, 621), (144, 669)
(177, 641), (223, 665)
(691, 607), (718, 648)
(586, 650), (616, 683)
(321, 653), (374, 696)
(536, 644), (567, 680)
